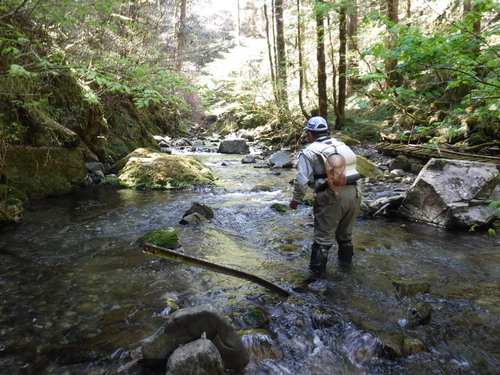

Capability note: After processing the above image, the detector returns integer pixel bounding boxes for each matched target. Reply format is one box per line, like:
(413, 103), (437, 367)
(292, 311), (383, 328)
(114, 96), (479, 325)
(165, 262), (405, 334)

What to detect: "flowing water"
(0, 150), (499, 375)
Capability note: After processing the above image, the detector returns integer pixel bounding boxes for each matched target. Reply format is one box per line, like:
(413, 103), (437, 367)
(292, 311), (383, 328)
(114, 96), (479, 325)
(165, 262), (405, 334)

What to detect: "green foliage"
(73, 60), (193, 109)
(0, 119), (27, 146)
(360, 0), (500, 126)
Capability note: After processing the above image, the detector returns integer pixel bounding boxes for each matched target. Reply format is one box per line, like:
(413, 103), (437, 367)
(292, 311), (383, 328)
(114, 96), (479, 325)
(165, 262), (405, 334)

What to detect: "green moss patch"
(117, 148), (216, 189)
(144, 227), (180, 249)
(2, 147), (87, 199)
(356, 155), (381, 179)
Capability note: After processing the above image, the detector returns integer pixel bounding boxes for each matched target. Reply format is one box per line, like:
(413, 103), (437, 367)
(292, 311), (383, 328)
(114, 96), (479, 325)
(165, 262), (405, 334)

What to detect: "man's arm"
(290, 152), (314, 209)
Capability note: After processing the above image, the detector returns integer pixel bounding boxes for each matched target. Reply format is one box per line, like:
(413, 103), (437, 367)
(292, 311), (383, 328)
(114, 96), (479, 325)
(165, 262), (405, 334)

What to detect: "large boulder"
(115, 148), (216, 189)
(218, 139), (249, 154)
(398, 158), (499, 229)
(2, 147), (88, 199)
(141, 304), (249, 372)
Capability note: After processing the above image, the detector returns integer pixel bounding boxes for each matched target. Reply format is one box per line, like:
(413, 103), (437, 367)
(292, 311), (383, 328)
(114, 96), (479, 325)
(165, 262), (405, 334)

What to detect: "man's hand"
(289, 200), (299, 209)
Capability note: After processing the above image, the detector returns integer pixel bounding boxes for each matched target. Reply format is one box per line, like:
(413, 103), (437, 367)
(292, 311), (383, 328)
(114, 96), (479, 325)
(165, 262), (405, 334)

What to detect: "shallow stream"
(1, 150), (499, 374)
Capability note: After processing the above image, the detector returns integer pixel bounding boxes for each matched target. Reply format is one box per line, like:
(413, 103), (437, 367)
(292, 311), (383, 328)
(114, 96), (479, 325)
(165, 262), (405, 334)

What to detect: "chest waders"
(308, 144), (357, 280)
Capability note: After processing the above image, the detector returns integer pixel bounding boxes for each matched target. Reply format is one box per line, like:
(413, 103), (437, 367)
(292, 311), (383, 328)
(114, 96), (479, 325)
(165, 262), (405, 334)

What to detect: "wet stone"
(392, 280), (431, 298)
(165, 338), (224, 375)
(403, 337), (427, 356)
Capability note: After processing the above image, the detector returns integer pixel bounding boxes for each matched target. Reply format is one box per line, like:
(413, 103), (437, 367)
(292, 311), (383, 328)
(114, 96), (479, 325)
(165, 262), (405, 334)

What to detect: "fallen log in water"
(376, 142), (500, 166)
(143, 243), (290, 297)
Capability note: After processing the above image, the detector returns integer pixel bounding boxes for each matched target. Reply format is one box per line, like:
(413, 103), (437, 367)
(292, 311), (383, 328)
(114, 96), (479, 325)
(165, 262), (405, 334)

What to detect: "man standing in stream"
(289, 116), (362, 280)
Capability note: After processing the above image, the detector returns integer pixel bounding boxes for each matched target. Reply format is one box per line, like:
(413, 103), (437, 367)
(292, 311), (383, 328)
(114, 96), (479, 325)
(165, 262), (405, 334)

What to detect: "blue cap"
(304, 116), (328, 132)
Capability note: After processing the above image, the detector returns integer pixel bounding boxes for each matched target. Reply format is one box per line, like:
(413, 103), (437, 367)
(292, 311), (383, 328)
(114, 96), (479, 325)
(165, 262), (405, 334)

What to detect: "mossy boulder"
(2, 147), (88, 199)
(356, 155), (382, 179)
(144, 227), (181, 249)
(116, 148), (216, 189)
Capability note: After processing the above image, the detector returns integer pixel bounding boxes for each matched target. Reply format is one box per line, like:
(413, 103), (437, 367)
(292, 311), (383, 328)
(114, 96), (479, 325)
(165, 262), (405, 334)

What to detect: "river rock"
(165, 338), (224, 375)
(141, 304), (249, 372)
(143, 227), (180, 249)
(85, 161), (105, 174)
(2, 147), (88, 199)
(268, 151), (293, 168)
(115, 148), (216, 189)
(179, 202), (214, 225)
(218, 139), (250, 154)
(241, 155), (256, 164)
(377, 334), (404, 360)
(403, 338), (427, 356)
(392, 280), (430, 298)
(390, 154), (412, 171)
(408, 301), (432, 326)
(398, 158), (499, 229)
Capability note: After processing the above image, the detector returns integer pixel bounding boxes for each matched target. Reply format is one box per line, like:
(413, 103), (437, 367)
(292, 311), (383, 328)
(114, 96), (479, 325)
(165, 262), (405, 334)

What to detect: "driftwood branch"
(143, 243), (290, 297)
(376, 142), (500, 166)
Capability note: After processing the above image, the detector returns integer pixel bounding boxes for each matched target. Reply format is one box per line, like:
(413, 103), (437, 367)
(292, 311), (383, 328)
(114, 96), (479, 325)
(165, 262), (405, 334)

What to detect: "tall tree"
(236, 0), (241, 45)
(264, 3), (279, 105)
(315, 1), (327, 119)
(275, 0), (289, 113)
(175, 0), (187, 70)
(296, 0), (310, 119)
(335, 4), (347, 129)
(385, 0), (399, 88)
(346, 0), (359, 97)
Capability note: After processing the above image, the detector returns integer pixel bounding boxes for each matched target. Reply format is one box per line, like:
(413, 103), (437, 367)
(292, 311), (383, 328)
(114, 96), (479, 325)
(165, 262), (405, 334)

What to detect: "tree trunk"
(175, 0), (187, 71)
(316, 1), (327, 119)
(264, 3), (279, 104)
(327, 16), (338, 122)
(275, 0), (289, 113)
(236, 0), (241, 45)
(296, 0), (309, 119)
(385, 0), (399, 89)
(346, 0), (359, 97)
(336, 5), (347, 130)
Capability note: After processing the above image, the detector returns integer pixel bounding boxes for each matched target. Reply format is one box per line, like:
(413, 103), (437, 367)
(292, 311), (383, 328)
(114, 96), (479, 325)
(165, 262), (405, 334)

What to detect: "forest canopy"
(0, 0), (499, 151)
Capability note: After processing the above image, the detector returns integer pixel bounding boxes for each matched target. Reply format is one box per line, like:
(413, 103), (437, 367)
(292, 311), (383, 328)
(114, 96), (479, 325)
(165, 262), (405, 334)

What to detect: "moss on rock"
(356, 155), (381, 179)
(144, 227), (180, 249)
(116, 148), (216, 189)
(2, 147), (88, 199)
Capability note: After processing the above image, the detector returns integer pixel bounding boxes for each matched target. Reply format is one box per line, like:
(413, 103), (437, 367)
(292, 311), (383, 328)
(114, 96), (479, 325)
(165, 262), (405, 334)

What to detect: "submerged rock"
(403, 337), (427, 356)
(392, 279), (431, 298)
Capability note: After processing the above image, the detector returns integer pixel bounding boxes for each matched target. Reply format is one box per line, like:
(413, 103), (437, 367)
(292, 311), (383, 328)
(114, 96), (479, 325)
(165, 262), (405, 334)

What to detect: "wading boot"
(338, 245), (353, 268)
(307, 243), (329, 281)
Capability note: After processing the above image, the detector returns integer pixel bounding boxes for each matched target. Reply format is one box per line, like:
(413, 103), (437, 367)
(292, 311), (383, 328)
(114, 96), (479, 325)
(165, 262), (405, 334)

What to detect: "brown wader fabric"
(312, 184), (361, 249)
